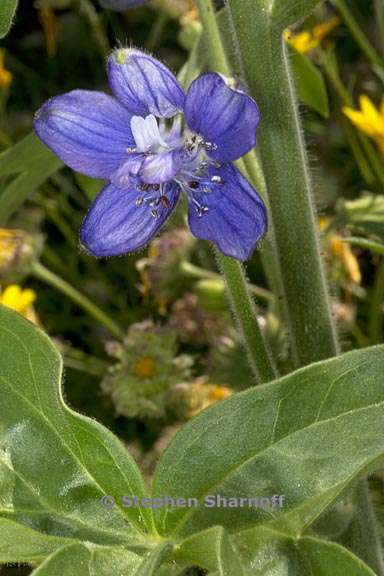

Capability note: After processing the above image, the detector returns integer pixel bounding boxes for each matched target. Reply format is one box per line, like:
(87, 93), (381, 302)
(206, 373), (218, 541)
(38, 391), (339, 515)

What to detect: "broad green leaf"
(31, 543), (142, 575)
(344, 237), (384, 256)
(0, 0), (18, 38)
(0, 133), (62, 224)
(152, 346), (384, 537)
(289, 47), (329, 117)
(270, 0), (324, 29)
(174, 526), (245, 575)
(0, 518), (73, 563)
(0, 305), (153, 559)
(134, 542), (173, 575)
(231, 526), (376, 575)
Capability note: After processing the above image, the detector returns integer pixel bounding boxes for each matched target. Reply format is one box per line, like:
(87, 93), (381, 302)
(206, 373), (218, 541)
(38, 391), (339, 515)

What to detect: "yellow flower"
(329, 236), (361, 285)
(0, 285), (37, 321)
(343, 95), (384, 155)
(284, 16), (340, 54)
(0, 49), (12, 89)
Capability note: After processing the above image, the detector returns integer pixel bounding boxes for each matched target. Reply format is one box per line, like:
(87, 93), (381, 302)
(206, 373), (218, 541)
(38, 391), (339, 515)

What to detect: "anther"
(197, 206), (209, 217)
(126, 147), (137, 153)
(204, 142), (218, 151)
(211, 175), (222, 184)
(188, 180), (200, 190)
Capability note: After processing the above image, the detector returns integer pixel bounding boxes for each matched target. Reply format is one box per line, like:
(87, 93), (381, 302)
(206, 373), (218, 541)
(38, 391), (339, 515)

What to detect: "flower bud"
(0, 229), (43, 283)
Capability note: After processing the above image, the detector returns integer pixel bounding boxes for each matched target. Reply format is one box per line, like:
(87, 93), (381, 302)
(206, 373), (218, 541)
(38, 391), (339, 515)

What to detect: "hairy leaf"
(0, 0), (18, 38)
(31, 543), (141, 575)
(0, 305), (153, 561)
(231, 526), (376, 575)
(153, 346), (384, 537)
(175, 526), (245, 575)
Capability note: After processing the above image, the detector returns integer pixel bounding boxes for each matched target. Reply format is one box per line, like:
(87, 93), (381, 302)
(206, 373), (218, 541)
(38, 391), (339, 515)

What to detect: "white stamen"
(130, 114), (169, 153)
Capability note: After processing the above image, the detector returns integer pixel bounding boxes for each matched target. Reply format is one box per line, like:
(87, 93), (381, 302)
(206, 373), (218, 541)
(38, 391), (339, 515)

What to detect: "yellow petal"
(19, 289), (36, 310)
(342, 106), (376, 137)
(0, 285), (36, 315)
(313, 16), (341, 42)
(359, 95), (384, 135)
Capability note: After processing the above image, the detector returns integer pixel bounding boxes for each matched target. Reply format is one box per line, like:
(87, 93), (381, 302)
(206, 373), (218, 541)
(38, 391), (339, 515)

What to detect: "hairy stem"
(227, 1), (338, 366)
(216, 252), (277, 382)
(32, 261), (124, 340)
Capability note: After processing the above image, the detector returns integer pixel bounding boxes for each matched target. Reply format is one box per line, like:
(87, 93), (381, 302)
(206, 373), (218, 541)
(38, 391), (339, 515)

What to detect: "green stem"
(180, 260), (274, 302)
(227, 1), (338, 366)
(146, 10), (169, 51)
(331, 0), (384, 68)
(369, 258), (384, 344)
(375, 0), (384, 58)
(196, 0), (230, 75)
(31, 261), (124, 340)
(216, 252), (277, 382)
(76, 0), (109, 57)
(196, 0), (277, 382)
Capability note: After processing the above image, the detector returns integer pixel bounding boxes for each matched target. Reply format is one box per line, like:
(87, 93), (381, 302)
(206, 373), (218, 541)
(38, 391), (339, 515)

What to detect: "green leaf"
(343, 237), (384, 255)
(31, 543), (141, 575)
(0, 133), (62, 224)
(270, 0), (324, 29)
(0, 305), (153, 560)
(0, 0), (18, 38)
(289, 47), (329, 117)
(175, 526), (245, 575)
(0, 518), (73, 563)
(134, 542), (173, 575)
(231, 526), (376, 575)
(152, 346), (384, 537)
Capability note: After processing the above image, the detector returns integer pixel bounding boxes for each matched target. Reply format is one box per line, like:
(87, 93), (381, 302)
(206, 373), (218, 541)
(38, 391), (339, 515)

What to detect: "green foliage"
(269, 0), (324, 29)
(153, 344), (384, 537)
(289, 47), (329, 117)
(1, 306), (383, 574)
(0, 0), (18, 39)
(0, 133), (62, 225)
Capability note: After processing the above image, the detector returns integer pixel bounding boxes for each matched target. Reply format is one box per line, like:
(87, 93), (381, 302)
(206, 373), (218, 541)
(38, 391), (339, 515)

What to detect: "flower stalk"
(227, 0), (338, 366)
(196, 0), (276, 382)
(31, 261), (124, 339)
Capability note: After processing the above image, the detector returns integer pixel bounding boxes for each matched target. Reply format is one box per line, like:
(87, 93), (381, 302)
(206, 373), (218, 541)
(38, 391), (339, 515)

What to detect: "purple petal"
(34, 90), (134, 179)
(188, 163), (267, 261)
(108, 49), (185, 118)
(80, 182), (180, 256)
(185, 73), (260, 162)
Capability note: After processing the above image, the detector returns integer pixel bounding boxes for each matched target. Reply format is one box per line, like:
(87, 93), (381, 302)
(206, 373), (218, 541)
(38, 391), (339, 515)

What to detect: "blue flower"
(34, 49), (267, 261)
(98, 0), (147, 11)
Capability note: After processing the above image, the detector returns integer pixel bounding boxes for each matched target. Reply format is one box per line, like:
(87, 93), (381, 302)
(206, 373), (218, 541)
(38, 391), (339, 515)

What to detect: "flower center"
(130, 114), (170, 154)
(128, 114), (223, 219)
